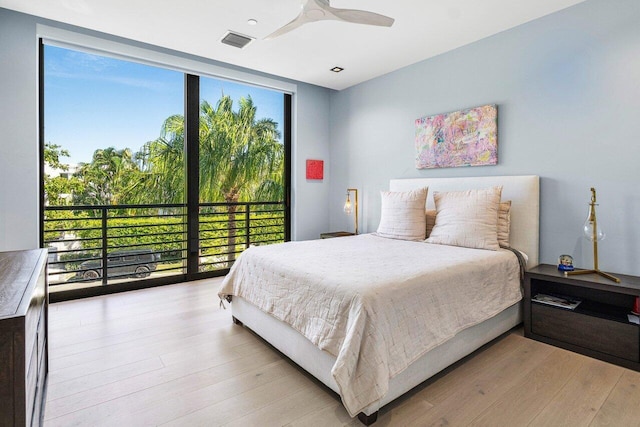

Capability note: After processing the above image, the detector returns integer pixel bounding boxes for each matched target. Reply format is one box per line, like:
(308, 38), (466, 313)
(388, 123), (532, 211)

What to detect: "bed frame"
(230, 175), (539, 424)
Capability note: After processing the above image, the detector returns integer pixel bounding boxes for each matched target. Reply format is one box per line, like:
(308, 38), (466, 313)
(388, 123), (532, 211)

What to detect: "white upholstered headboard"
(390, 175), (540, 269)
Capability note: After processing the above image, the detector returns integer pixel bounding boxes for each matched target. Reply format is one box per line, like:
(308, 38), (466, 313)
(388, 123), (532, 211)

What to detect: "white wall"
(329, 0), (640, 276)
(0, 11), (39, 251)
(292, 84), (332, 240)
(0, 8), (333, 250)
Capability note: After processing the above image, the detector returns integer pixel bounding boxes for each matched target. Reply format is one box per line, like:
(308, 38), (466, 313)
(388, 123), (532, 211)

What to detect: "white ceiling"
(0, 0), (587, 90)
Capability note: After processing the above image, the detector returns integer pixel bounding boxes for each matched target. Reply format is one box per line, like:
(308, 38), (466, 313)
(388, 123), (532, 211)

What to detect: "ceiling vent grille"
(221, 32), (253, 49)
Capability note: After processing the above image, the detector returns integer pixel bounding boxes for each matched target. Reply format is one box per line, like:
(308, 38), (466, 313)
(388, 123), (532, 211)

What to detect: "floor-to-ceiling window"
(40, 42), (290, 300)
(197, 76), (287, 273)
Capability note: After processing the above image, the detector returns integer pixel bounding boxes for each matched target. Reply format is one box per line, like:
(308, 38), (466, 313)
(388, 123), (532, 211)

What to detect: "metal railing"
(43, 201), (285, 287)
(198, 201), (285, 272)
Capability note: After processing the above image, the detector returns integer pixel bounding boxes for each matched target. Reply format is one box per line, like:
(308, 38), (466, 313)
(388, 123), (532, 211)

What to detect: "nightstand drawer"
(531, 303), (639, 362)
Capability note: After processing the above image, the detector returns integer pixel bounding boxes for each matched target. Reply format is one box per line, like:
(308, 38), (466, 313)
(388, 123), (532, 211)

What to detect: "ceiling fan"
(264, 0), (395, 40)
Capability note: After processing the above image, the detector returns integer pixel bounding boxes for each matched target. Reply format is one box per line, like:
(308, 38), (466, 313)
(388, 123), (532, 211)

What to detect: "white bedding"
(218, 233), (523, 416)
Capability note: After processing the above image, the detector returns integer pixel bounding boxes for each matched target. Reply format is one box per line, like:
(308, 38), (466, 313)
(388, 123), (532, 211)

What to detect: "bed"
(218, 175), (539, 424)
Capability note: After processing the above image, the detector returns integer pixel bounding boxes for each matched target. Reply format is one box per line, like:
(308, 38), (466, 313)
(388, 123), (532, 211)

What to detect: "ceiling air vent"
(221, 31), (254, 49)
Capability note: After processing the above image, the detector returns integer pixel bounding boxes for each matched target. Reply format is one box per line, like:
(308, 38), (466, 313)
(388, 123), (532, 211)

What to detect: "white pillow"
(376, 188), (428, 241)
(426, 186), (502, 250)
(425, 209), (437, 238)
(498, 200), (512, 248)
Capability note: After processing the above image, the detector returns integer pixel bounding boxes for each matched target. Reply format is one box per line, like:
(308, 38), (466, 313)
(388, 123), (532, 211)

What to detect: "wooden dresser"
(0, 249), (48, 426)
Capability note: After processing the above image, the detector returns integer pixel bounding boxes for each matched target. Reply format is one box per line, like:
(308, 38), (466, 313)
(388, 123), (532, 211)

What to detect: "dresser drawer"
(31, 345), (48, 427)
(37, 307), (46, 362)
(25, 338), (39, 425)
(531, 303), (639, 362)
(25, 304), (44, 371)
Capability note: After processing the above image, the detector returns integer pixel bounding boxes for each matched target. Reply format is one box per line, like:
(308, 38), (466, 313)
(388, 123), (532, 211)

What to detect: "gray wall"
(0, 10), (40, 251)
(0, 8), (332, 250)
(329, 0), (640, 276)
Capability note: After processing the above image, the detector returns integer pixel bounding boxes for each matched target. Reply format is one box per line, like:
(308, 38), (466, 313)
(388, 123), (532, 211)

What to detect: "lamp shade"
(343, 189), (358, 234)
(343, 194), (352, 214)
(583, 209), (605, 242)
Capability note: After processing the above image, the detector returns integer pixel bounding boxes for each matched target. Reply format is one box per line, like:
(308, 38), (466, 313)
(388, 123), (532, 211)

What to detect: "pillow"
(425, 209), (437, 238)
(427, 202), (509, 243)
(376, 188), (428, 241)
(425, 186), (503, 251)
(498, 200), (511, 248)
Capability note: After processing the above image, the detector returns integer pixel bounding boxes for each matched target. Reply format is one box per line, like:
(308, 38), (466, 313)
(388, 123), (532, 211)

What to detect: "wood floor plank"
(49, 281), (217, 344)
(469, 348), (584, 426)
(373, 391), (435, 426)
(49, 315), (241, 371)
(47, 326), (254, 384)
(223, 378), (342, 427)
(45, 345), (282, 422)
(49, 307), (216, 359)
(409, 333), (529, 405)
(589, 369), (640, 427)
(407, 336), (555, 426)
(160, 371), (313, 426)
(47, 356), (165, 401)
(284, 401), (356, 427)
(529, 357), (624, 427)
(49, 299), (217, 349)
(45, 337), (279, 419)
(129, 359), (302, 426)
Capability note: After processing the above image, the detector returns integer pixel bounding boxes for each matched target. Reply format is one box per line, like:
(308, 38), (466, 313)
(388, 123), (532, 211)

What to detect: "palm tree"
(141, 95), (283, 265)
(136, 114), (186, 204)
(74, 147), (142, 206)
(199, 96), (283, 264)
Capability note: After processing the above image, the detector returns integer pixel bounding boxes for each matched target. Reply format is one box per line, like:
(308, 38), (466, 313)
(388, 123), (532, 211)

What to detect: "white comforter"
(218, 234), (522, 416)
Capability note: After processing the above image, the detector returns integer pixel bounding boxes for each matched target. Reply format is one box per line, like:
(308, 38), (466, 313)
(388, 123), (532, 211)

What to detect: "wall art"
(306, 159), (324, 180)
(415, 104), (497, 169)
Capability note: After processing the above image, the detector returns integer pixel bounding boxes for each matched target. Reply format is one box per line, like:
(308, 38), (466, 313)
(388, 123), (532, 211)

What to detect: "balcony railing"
(43, 202), (285, 289)
(198, 202), (285, 272)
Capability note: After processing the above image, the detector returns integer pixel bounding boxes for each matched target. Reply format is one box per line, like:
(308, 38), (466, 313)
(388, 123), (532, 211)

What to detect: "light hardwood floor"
(45, 278), (640, 427)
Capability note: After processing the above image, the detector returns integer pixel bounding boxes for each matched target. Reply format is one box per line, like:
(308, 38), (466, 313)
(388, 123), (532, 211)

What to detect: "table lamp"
(343, 188), (358, 235)
(567, 187), (620, 283)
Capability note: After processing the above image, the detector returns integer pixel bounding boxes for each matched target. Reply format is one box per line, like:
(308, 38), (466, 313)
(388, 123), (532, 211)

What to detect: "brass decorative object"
(567, 187), (620, 283)
(343, 188), (359, 235)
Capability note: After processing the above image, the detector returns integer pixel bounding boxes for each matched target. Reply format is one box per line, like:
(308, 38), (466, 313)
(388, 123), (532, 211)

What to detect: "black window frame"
(39, 41), (292, 302)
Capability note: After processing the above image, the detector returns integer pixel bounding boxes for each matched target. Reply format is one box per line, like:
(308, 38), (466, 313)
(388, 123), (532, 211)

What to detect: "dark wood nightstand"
(524, 264), (640, 371)
(320, 231), (355, 239)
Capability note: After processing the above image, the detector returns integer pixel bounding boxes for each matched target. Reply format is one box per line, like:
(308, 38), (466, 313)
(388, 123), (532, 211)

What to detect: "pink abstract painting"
(415, 104), (497, 169)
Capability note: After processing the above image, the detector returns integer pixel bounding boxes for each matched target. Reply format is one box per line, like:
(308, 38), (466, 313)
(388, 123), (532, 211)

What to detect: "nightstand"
(524, 264), (640, 371)
(320, 231), (355, 239)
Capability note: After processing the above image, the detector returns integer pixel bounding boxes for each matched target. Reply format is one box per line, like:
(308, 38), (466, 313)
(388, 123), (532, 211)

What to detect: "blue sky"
(44, 45), (284, 165)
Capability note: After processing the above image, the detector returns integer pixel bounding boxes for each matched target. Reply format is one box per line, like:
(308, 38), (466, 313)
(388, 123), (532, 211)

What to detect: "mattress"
(218, 233), (523, 416)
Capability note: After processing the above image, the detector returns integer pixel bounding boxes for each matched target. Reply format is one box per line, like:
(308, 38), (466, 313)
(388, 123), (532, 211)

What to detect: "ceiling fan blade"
(265, 0), (394, 40)
(331, 9), (394, 27)
(264, 13), (310, 40)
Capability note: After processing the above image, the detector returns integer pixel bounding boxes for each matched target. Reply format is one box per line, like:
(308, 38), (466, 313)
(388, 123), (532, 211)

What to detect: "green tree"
(43, 142), (82, 206)
(74, 147), (143, 206)
(198, 96), (283, 203)
(198, 96), (283, 264)
(143, 95), (283, 264)
(136, 114), (186, 204)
